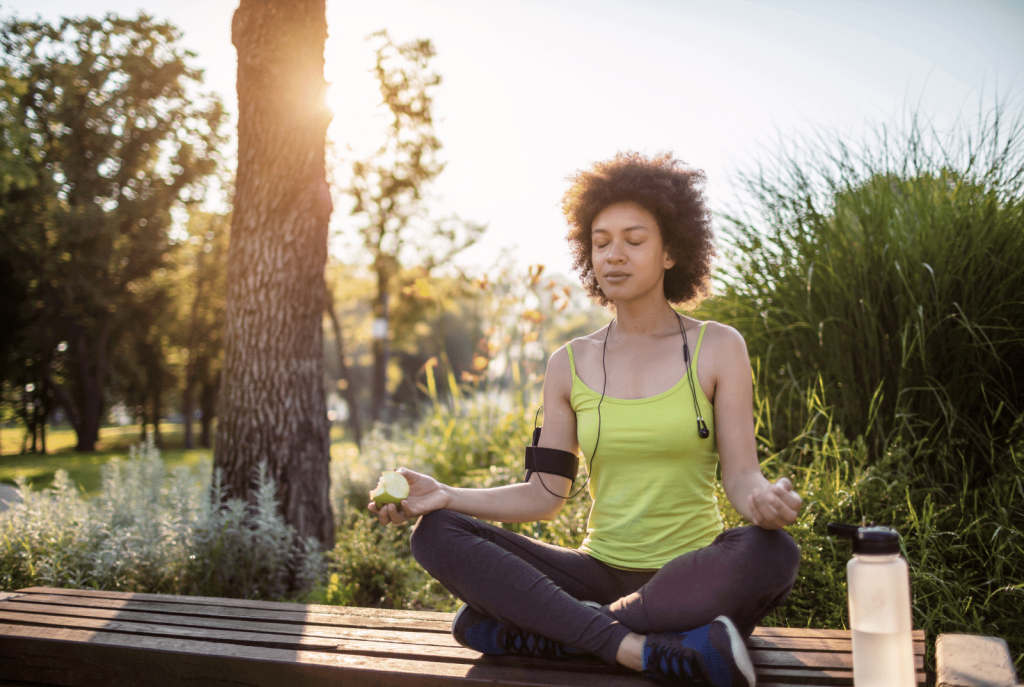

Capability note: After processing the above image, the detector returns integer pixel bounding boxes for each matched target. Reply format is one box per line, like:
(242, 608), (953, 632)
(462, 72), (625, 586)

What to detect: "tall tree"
(217, 0), (334, 549)
(179, 211), (229, 450)
(347, 31), (484, 424)
(0, 13), (225, 451)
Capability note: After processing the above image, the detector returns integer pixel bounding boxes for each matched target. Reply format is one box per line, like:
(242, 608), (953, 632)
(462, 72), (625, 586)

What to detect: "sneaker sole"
(713, 615), (756, 687)
(451, 605), (470, 647)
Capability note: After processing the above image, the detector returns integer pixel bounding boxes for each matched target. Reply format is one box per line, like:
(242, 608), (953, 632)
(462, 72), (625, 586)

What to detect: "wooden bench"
(0, 587), (926, 686)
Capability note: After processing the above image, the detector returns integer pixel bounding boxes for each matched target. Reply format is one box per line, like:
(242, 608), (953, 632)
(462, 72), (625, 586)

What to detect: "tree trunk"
(325, 288), (362, 448)
(182, 380), (195, 449)
(139, 401), (148, 442)
(73, 321), (108, 453)
(182, 249), (208, 451)
(370, 279), (389, 423)
(152, 378), (163, 449)
(200, 372), (217, 449)
(217, 0), (334, 549)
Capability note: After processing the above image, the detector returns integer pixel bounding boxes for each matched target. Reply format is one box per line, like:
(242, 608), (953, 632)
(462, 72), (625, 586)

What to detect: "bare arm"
(709, 325), (802, 529)
(369, 346), (579, 525)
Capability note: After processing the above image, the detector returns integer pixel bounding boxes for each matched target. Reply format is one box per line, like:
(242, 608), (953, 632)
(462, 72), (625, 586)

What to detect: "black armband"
(524, 446), (579, 484)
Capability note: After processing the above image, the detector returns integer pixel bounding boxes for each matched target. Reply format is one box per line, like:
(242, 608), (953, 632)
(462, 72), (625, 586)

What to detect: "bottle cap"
(852, 526), (900, 554)
(826, 522), (901, 554)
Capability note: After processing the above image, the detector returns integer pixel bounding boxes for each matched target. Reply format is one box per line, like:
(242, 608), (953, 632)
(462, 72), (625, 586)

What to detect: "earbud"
(679, 314), (711, 441)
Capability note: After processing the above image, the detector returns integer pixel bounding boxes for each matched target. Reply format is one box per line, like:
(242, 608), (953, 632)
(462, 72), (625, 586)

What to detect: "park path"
(0, 484), (22, 512)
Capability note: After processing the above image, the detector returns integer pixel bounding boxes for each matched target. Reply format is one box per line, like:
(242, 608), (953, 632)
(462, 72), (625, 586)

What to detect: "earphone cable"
(676, 312), (709, 440)
(533, 321), (611, 500)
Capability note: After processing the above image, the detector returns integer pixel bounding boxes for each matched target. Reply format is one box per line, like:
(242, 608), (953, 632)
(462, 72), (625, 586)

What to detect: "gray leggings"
(411, 509), (801, 666)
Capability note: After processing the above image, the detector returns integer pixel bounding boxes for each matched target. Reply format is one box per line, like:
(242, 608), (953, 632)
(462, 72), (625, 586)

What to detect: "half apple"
(370, 470), (410, 507)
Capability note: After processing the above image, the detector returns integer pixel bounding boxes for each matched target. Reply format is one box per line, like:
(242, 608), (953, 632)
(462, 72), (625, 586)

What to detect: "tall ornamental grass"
(0, 438), (323, 598)
(714, 381), (1023, 670)
(713, 106), (1024, 477)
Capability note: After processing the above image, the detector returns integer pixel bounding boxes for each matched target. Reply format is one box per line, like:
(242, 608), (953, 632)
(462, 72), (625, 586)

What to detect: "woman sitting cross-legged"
(369, 151), (802, 687)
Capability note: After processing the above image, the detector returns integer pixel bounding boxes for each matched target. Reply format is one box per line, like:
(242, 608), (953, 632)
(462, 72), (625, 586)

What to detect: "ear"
(663, 250), (676, 270)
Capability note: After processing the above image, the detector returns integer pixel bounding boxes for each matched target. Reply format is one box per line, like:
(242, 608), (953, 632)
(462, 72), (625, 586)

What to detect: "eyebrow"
(592, 225), (649, 235)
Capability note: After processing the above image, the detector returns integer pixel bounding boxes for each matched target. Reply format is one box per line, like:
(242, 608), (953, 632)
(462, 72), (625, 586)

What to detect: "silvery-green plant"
(0, 437), (323, 598)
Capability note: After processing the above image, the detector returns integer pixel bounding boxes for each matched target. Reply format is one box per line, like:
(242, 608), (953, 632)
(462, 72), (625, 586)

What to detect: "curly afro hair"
(562, 151), (715, 307)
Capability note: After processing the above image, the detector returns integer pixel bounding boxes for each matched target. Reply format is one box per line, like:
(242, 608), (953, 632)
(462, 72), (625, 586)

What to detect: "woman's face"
(591, 201), (675, 304)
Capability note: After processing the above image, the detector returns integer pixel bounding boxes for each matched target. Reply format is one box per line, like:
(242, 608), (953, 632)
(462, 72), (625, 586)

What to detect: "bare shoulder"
(697, 320), (750, 365)
(544, 344), (573, 397)
(565, 324), (611, 359)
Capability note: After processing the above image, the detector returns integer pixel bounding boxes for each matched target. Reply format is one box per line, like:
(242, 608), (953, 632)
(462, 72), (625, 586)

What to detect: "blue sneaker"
(641, 615), (755, 687)
(451, 604), (576, 659)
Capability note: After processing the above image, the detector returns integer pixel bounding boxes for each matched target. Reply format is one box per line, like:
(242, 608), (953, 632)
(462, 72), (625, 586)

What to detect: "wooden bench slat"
(0, 610), (482, 660)
(749, 647), (924, 671)
(9, 593), (452, 632)
(748, 635), (926, 652)
(15, 586), (455, 620)
(0, 623), (652, 687)
(0, 601), (461, 647)
(753, 630), (929, 647)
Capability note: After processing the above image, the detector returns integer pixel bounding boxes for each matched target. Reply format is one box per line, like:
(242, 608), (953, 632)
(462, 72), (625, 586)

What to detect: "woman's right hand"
(368, 467), (449, 525)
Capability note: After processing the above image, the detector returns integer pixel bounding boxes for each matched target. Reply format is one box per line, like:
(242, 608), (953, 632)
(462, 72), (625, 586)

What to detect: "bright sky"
(18, 0), (1024, 276)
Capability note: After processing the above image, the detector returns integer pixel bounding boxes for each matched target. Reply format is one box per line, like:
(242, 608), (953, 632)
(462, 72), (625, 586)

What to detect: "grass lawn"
(1, 423), (357, 496)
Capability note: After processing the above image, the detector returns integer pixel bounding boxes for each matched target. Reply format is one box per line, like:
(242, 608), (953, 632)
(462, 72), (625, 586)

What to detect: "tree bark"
(217, 0), (334, 549)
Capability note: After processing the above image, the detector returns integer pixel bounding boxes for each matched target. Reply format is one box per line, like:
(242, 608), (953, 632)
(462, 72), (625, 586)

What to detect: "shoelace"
(501, 627), (568, 659)
(644, 640), (700, 681)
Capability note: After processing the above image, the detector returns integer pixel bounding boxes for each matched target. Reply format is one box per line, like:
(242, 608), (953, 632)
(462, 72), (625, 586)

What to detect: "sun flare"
(324, 36), (388, 162)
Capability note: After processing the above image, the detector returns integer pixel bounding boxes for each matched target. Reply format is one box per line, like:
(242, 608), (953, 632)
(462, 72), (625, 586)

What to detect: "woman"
(369, 152), (802, 687)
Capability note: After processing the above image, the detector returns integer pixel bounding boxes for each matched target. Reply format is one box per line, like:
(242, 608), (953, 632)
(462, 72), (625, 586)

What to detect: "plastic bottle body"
(847, 553), (915, 687)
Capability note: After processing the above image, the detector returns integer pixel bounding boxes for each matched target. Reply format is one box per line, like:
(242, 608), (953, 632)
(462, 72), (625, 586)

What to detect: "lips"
(604, 271), (630, 282)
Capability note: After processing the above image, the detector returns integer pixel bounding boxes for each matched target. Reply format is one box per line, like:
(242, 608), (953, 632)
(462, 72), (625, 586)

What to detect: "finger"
(748, 492), (766, 527)
(770, 482), (800, 511)
(782, 489), (803, 510)
(764, 488), (786, 515)
(755, 489), (788, 529)
(386, 503), (401, 522)
(771, 491), (799, 525)
(392, 502), (411, 525)
(776, 477), (793, 491)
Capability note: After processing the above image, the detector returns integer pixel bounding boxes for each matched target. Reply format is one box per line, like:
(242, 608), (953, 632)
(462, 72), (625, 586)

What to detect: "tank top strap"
(690, 322), (709, 367)
(565, 342), (578, 380)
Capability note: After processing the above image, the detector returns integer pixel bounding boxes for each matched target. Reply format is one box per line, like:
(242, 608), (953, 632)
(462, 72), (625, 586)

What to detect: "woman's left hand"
(747, 477), (802, 529)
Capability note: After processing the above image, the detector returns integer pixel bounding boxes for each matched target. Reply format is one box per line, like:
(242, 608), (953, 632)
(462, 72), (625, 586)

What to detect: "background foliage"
(0, 438), (322, 598)
(0, 8), (1020, 676)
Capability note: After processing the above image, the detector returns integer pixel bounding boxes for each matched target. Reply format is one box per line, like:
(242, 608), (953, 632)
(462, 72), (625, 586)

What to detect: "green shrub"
(307, 509), (456, 611)
(0, 438), (323, 599)
(717, 383), (1024, 671)
(713, 106), (1024, 475)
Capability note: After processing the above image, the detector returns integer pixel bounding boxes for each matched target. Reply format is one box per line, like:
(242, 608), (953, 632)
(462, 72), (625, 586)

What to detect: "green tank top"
(567, 322), (724, 569)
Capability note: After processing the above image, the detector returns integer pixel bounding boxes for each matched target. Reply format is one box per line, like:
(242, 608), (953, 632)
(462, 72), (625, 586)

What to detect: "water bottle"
(827, 523), (915, 687)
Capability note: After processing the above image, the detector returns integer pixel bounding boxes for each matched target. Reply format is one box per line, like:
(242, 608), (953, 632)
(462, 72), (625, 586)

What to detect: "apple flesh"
(370, 470), (410, 507)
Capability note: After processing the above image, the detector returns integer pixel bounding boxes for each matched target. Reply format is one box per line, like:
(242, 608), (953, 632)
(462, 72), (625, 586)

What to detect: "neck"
(609, 296), (680, 338)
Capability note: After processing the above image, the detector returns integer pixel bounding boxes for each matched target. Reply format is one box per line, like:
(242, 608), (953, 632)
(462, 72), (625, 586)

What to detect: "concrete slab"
(937, 633), (1018, 687)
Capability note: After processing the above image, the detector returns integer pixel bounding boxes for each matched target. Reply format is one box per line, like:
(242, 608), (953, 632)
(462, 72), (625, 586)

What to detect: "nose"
(606, 239), (626, 263)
